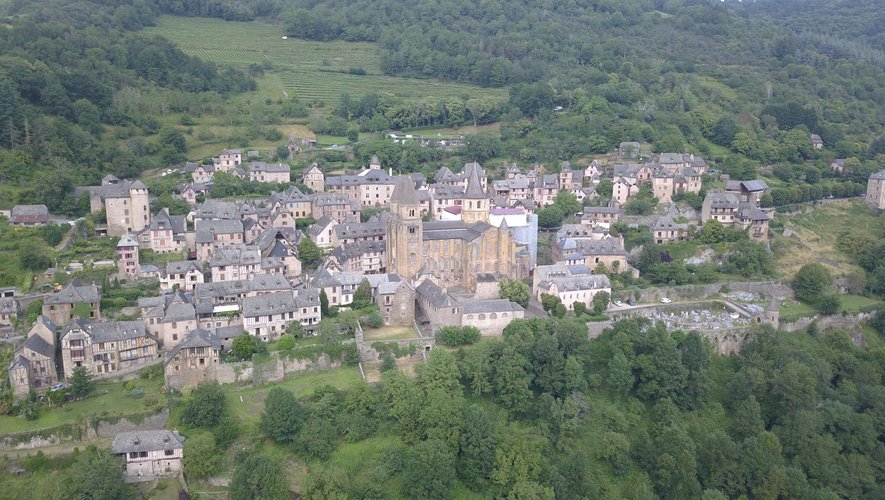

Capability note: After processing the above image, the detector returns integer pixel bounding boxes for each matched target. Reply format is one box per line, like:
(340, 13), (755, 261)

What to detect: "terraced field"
(146, 16), (505, 104)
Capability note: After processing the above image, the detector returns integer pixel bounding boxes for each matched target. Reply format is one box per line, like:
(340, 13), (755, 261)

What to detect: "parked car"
(613, 300), (624, 307)
(660, 297), (672, 304)
(50, 383), (65, 392)
(626, 299), (636, 306)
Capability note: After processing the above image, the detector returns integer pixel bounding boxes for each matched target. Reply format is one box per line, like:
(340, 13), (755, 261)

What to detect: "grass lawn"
(145, 16), (505, 106)
(226, 367), (364, 423)
(363, 325), (419, 341)
(780, 294), (881, 322)
(0, 375), (165, 435)
(771, 199), (879, 279)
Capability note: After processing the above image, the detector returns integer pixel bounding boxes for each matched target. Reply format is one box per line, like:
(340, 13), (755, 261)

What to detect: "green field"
(780, 294), (882, 322)
(145, 16), (505, 105)
(771, 199), (879, 279)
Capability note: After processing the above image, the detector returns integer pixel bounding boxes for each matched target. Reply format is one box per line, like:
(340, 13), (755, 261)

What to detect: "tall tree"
(261, 388), (306, 444)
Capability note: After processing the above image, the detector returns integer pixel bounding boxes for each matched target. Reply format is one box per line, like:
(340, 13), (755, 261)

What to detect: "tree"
(593, 291), (611, 315)
(792, 263), (833, 304)
(699, 219), (726, 244)
(365, 310), (384, 328)
(437, 326), (481, 346)
(573, 301), (588, 316)
(229, 454), (290, 500)
(183, 432), (221, 480)
(403, 439), (455, 500)
(18, 241), (52, 271)
(298, 238), (321, 265)
(459, 405), (497, 489)
(159, 127), (187, 153)
(261, 387), (305, 444)
(727, 241), (773, 277)
(69, 366), (95, 398)
(181, 381), (227, 429)
(320, 289), (330, 316)
(540, 293), (562, 313)
(354, 278), (372, 305)
(63, 446), (133, 500)
(553, 302), (567, 318)
(232, 332), (257, 360)
(499, 279), (530, 307)
(277, 333), (296, 350)
(537, 205), (564, 229)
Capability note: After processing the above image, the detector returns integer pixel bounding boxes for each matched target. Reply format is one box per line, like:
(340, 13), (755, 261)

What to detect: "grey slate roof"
(462, 299), (524, 314)
(416, 280), (458, 308)
(243, 291), (296, 317)
(423, 220), (492, 242)
(89, 321), (150, 342)
(165, 261), (201, 276)
(19, 334), (54, 359)
(112, 430), (184, 454)
(308, 216), (335, 238)
(390, 175), (420, 205)
(165, 328), (221, 362)
(44, 283), (100, 305)
(10, 205), (49, 223)
(871, 170), (885, 180)
(195, 219), (244, 244)
(650, 216), (688, 231)
(463, 161), (488, 199)
(248, 161), (290, 174)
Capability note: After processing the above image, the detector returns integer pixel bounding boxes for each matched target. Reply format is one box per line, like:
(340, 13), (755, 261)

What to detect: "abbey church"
(386, 167), (521, 292)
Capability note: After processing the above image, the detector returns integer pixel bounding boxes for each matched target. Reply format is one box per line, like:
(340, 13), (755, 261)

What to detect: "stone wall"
(779, 311), (877, 333)
(630, 281), (793, 303)
(215, 353), (345, 385)
(0, 410), (168, 452)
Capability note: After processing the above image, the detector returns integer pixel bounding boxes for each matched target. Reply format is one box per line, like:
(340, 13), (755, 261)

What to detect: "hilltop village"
(2, 143), (884, 488)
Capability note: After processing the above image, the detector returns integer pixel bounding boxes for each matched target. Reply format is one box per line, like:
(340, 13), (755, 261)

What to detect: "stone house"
(242, 289), (321, 341)
(116, 233), (141, 278)
(810, 134), (824, 150)
(137, 210), (189, 255)
(865, 170), (885, 210)
(195, 219), (244, 261)
(331, 214), (388, 246)
(0, 297), (16, 328)
(311, 193), (361, 222)
(61, 318), (159, 379)
(650, 216), (690, 244)
(533, 264), (612, 310)
(415, 280), (462, 331)
(724, 180), (769, 206)
(138, 292), (197, 349)
(76, 175), (150, 236)
(553, 235), (629, 274)
(308, 216), (338, 248)
(7, 316), (58, 398)
(301, 163), (325, 193)
(160, 261), (204, 292)
(461, 299), (525, 336)
(324, 240), (387, 274)
(163, 328), (222, 390)
(208, 245), (284, 282)
(112, 430), (185, 480)
(215, 149), (242, 171)
(269, 186), (313, 219)
(581, 206), (620, 226)
(830, 159), (845, 174)
(184, 162), (215, 184)
(42, 282), (101, 325)
(701, 190), (771, 241)
(248, 161), (291, 183)
(374, 280), (415, 327)
(10, 205), (50, 226)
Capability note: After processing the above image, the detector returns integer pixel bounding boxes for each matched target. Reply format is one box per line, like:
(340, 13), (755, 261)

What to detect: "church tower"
(387, 175), (423, 279)
(462, 163), (490, 224)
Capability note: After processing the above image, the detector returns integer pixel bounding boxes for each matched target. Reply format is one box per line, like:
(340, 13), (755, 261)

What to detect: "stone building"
(137, 210), (189, 255)
(248, 161), (291, 183)
(302, 163), (325, 193)
(163, 328), (222, 390)
(387, 173), (519, 293)
(533, 264), (612, 310)
(112, 430), (185, 481)
(7, 316), (58, 398)
(159, 261), (204, 293)
(866, 170), (885, 210)
(139, 292), (197, 350)
(375, 280), (415, 327)
(42, 282), (101, 325)
(9, 205), (49, 226)
(76, 175), (150, 236)
(60, 318), (159, 378)
(461, 299), (525, 336)
(650, 216), (690, 244)
(116, 233), (141, 278)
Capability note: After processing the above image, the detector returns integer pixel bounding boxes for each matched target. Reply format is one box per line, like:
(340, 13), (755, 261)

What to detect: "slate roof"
(165, 328), (221, 362)
(10, 205), (49, 224)
(248, 161), (290, 173)
(209, 245), (262, 268)
(871, 170), (885, 180)
(243, 291), (296, 317)
(650, 216), (688, 231)
(308, 216), (335, 238)
(19, 334), (54, 359)
(44, 283), (100, 305)
(333, 215), (387, 241)
(147, 210), (187, 234)
(462, 299), (524, 314)
(416, 280), (459, 308)
(195, 219), (244, 244)
(705, 191), (740, 209)
(165, 261), (201, 276)
(89, 321), (150, 342)
(463, 161), (488, 199)
(390, 175), (419, 205)
(112, 430), (184, 454)
(423, 220), (492, 242)
(329, 240), (386, 261)
(117, 233), (139, 248)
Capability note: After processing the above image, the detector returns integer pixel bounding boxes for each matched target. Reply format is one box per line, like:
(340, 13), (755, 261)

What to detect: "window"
(139, 451), (148, 458)
(165, 449), (174, 456)
(129, 452), (138, 459)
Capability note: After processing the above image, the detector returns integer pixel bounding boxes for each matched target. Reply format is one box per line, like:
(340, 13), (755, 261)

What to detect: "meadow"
(144, 16), (505, 106)
(771, 199), (879, 278)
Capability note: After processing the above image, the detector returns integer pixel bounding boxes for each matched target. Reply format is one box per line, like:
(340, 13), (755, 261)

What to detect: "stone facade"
(866, 170), (885, 210)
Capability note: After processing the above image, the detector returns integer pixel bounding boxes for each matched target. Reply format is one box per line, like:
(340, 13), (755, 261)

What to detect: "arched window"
(478, 314), (486, 320)
(490, 313), (497, 319)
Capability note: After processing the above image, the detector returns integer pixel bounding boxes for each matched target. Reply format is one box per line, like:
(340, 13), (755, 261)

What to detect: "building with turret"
(387, 173), (520, 293)
(76, 175), (151, 236)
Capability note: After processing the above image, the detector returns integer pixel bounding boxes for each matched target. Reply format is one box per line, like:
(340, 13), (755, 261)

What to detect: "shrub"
(436, 326), (481, 346)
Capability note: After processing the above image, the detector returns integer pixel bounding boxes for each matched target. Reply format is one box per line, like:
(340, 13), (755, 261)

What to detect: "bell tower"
(462, 162), (489, 224)
(387, 175), (423, 279)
